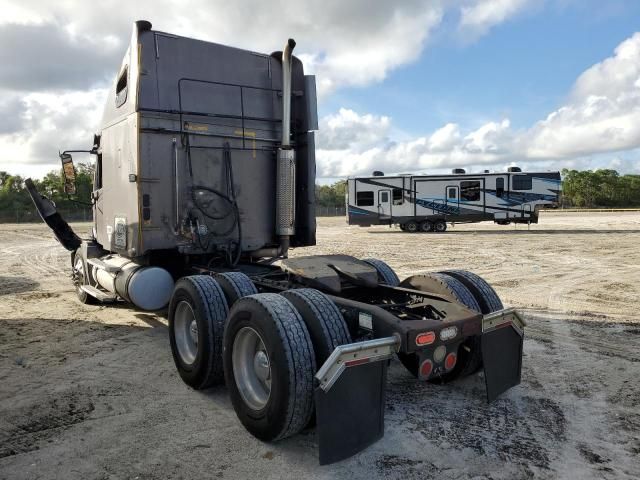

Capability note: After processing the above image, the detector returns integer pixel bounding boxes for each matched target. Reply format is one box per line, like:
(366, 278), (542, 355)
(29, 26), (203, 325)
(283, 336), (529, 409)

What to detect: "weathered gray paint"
(95, 21), (317, 258)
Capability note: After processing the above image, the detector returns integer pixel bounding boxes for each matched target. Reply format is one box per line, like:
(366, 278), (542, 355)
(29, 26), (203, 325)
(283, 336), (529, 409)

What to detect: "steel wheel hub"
(174, 301), (198, 365)
(233, 327), (271, 411)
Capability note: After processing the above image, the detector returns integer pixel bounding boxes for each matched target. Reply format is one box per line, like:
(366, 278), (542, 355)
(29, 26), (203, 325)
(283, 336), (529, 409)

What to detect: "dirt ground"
(1, 212), (639, 479)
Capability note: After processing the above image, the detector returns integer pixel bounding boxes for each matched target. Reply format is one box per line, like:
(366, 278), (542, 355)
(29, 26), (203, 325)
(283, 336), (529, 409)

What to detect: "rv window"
(512, 175), (532, 190)
(356, 191), (374, 206)
(460, 181), (481, 201)
(380, 191), (389, 203)
(448, 188), (457, 199)
(115, 66), (128, 107)
(392, 188), (403, 205)
(496, 178), (504, 197)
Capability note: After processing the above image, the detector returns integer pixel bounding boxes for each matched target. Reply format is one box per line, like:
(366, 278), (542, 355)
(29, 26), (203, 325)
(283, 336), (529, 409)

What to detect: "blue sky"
(1, 0), (640, 179)
(322, 0), (640, 138)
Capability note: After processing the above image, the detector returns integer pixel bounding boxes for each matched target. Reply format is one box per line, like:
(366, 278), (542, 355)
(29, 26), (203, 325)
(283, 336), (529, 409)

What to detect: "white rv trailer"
(347, 168), (561, 232)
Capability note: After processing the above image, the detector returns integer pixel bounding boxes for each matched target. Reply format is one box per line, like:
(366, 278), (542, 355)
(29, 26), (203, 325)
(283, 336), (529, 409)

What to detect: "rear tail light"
(415, 331), (436, 346)
(445, 352), (457, 370)
(420, 359), (433, 378)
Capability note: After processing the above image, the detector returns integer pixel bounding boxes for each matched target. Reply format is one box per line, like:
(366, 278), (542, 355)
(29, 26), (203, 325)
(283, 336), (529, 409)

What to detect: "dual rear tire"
(168, 275), (351, 441)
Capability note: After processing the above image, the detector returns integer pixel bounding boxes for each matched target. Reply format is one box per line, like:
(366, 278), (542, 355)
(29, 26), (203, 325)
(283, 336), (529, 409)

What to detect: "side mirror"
(60, 153), (77, 195)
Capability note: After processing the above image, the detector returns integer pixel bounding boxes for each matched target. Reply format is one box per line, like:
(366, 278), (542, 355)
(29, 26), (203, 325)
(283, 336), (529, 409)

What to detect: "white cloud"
(458, 0), (533, 39)
(316, 112), (516, 177)
(0, 88), (107, 174)
(316, 31), (640, 177)
(0, 0), (445, 97)
(526, 32), (640, 158)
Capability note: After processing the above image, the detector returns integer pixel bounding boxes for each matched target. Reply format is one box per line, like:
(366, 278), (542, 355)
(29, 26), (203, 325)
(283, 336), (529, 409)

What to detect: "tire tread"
(363, 258), (400, 286)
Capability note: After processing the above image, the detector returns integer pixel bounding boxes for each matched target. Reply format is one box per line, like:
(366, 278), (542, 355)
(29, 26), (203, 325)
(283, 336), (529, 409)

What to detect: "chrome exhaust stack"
(276, 38), (297, 257)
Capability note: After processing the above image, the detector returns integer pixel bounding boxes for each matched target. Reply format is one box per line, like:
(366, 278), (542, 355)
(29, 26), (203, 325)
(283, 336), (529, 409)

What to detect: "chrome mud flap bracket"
(481, 308), (526, 403)
(314, 336), (400, 465)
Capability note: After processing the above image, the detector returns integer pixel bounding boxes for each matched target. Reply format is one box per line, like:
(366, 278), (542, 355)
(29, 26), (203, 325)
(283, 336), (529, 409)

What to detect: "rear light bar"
(415, 331), (436, 346)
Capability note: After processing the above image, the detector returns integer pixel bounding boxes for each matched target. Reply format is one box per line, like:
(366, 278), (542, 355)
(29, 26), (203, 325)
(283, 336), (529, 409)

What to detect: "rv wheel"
(71, 251), (96, 304)
(434, 220), (447, 232)
(399, 224), (407, 231)
(168, 276), (229, 389)
(224, 294), (315, 441)
(420, 221), (433, 233)
(404, 220), (418, 233)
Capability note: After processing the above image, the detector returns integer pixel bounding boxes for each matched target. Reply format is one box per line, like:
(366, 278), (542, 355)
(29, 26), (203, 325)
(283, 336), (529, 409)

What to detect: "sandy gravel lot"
(1, 212), (639, 479)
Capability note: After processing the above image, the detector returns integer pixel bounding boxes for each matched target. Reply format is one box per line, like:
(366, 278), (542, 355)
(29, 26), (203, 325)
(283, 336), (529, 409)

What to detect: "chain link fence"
(1, 206), (344, 223)
(0, 208), (93, 224)
(316, 206), (346, 217)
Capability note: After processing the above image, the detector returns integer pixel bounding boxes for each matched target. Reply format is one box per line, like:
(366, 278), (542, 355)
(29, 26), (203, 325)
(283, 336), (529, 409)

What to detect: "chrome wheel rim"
(407, 222), (417, 232)
(174, 301), (199, 365)
(232, 327), (271, 410)
(73, 255), (84, 286)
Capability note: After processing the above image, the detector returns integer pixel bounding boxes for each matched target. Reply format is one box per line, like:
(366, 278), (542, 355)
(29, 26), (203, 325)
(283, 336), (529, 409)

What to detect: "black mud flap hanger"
(314, 336), (400, 465)
(481, 308), (526, 403)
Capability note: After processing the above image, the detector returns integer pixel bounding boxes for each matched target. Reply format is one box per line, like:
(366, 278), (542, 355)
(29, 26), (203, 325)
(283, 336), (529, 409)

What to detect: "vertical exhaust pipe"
(276, 38), (297, 256)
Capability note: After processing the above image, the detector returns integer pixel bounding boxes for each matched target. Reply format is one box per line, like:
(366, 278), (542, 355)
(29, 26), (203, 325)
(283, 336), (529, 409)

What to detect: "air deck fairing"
(347, 170), (561, 228)
(96, 21), (317, 259)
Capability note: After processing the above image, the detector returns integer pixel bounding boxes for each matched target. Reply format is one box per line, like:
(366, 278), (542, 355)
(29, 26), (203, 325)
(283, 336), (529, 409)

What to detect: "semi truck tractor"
(26, 20), (525, 464)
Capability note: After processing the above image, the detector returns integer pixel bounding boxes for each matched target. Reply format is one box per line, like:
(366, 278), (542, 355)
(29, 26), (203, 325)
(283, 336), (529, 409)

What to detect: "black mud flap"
(315, 361), (388, 465)
(481, 309), (525, 403)
(25, 178), (81, 251)
(313, 336), (398, 465)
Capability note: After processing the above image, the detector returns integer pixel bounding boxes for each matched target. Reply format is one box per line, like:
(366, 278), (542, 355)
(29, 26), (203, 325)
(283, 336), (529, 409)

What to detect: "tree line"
(1, 167), (639, 222)
(0, 164), (94, 222)
(560, 169), (640, 208)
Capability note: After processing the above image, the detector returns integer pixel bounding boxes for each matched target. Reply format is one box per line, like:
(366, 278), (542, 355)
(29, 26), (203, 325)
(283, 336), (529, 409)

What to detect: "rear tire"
(434, 220), (447, 232)
(363, 258), (400, 286)
(223, 293), (316, 441)
(168, 276), (229, 389)
(440, 270), (503, 314)
(281, 288), (352, 367)
(439, 270), (504, 376)
(214, 271), (258, 307)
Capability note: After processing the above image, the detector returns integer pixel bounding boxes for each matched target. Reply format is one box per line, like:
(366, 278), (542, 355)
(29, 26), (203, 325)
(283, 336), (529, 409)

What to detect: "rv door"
(378, 190), (391, 221)
(446, 186), (459, 213)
